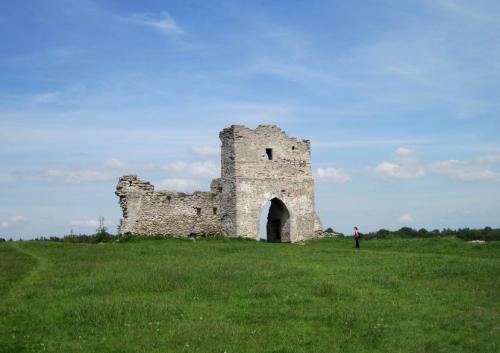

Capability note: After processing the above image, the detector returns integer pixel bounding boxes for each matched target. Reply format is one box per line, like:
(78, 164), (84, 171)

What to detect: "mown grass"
(0, 237), (499, 353)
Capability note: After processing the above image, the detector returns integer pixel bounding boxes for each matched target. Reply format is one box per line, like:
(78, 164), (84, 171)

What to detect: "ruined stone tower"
(116, 124), (322, 242)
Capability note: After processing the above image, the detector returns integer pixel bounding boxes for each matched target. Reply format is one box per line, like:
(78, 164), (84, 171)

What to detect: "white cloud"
(375, 148), (500, 182)
(32, 92), (59, 104)
(375, 161), (425, 179)
(155, 178), (202, 192)
(427, 160), (500, 181)
(478, 154), (500, 165)
(70, 219), (99, 227)
(249, 60), (339, 85)
(70, 219), (114, 227)
(428, 0), (492, 21)
(192, 145), (219, 156)
(396, 147), (414, 156)
(315, 168), (351, 183)
(399, 213), (414, 223)
(315, 138), (430, 149)
(12, 161), (118, 184)
(104, 158), (126, 169)
(45, 169), (113, 183)
(163, 161), (219, 178)
(125, 12), (183, 35)
(0, 215), (25, 229)
(375, 147), (425, 179)
(207, 101), (292, 124)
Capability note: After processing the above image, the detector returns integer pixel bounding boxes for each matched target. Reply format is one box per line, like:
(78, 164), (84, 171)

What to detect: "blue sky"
(1, 0), (499, 238)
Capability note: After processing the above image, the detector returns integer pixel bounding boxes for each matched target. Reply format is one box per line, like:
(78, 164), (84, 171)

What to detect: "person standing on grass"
(354, 226), (360, 248)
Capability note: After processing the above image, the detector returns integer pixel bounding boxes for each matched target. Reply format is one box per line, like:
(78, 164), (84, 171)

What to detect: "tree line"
(324, 226), (500, 241)
(2, 225), (499, 243)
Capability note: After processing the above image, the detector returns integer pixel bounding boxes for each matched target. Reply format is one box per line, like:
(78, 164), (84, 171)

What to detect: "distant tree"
(96, 217), (107, 235)
(93, 216), (115, 243)
(373, 229), (391, 239)
(323, 228), (344, 237)
(417, 228), (428, 237)
(0, 238), (5, 242)
(398, 227), (417, 238)
(117, 219), (123, 235)
(441, 228), (454, 237)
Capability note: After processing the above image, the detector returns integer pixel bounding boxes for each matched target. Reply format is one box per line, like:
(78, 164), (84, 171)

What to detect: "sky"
(1, 0), (499, 239)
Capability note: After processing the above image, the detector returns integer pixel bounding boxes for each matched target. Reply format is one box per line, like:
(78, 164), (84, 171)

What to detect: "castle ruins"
(116, 124), (322, 242)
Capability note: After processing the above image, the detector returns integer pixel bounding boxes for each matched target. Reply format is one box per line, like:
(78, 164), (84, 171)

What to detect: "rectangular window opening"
(196, 208), (201, 215)
(265, 148), (273, 160)
(213, 207), (217, 215)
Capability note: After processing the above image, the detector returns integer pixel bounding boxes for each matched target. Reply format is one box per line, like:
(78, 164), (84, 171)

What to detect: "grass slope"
(0, 238), (499, 353)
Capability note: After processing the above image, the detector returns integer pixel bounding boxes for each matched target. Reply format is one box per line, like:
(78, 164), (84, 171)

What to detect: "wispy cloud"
(316, 138), (430, 149)
(427, 160), (500, 181)
(155, 178), (202, 192)
(124, 12), (183, 35)
(104, 159), (127, 169)
(0, 215), (26, 229)
(315, 168), (351, 183)
(206, 101), (293, 125)
(32, 92), (60, 104)
(11, 160), (127, 184)
(154, 160), (221, 192)
(248, 60), (342, 86)
(375, 161), (425, 179)
(396, 147), (414, 157)
(478, 154), (500, 164)
(192, 145), (220, 156)
(375, 148), (500, 181)
(70, 219), (113, 228)
(11, 215), (25, 222)
(163, 161), (219, 178)
(399, 213), (414, 224)
(428, 0), (493, 21)
(45, 169), (113, 183)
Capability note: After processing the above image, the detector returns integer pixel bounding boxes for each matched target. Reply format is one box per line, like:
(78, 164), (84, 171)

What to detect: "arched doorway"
(259, 198), (291, 242)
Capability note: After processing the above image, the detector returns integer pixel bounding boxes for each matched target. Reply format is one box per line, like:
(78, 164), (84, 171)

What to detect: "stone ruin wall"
(219, 125), (322, 242)
(116, 124), (323, 241)
(116, 175), (222, 236)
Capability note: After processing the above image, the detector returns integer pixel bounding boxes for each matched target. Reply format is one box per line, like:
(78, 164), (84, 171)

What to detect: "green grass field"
(1, 237), (499, 353)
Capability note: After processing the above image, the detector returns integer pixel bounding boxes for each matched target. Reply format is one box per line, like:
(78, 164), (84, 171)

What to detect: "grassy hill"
(1, 237), (499, 353)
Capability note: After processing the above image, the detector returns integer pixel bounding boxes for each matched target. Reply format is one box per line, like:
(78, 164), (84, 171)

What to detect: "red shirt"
(354, 230), (359, 238)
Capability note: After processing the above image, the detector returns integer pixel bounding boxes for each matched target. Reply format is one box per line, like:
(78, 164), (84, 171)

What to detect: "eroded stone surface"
(116, 124), (323, 242)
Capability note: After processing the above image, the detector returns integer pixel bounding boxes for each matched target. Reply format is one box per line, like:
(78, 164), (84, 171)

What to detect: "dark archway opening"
(260, 198), (290, 242)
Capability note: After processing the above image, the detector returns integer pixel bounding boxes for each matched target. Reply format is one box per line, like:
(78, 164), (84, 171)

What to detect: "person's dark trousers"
(355, 237), (360, 248)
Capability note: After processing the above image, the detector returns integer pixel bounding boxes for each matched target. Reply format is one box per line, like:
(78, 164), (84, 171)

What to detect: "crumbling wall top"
(115, 175), (154, 197)
(219, 124), (310, 146)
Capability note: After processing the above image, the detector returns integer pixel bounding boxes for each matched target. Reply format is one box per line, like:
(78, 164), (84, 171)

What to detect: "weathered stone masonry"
(116, 176), (222, 235)
(116, 124), (322, 242)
